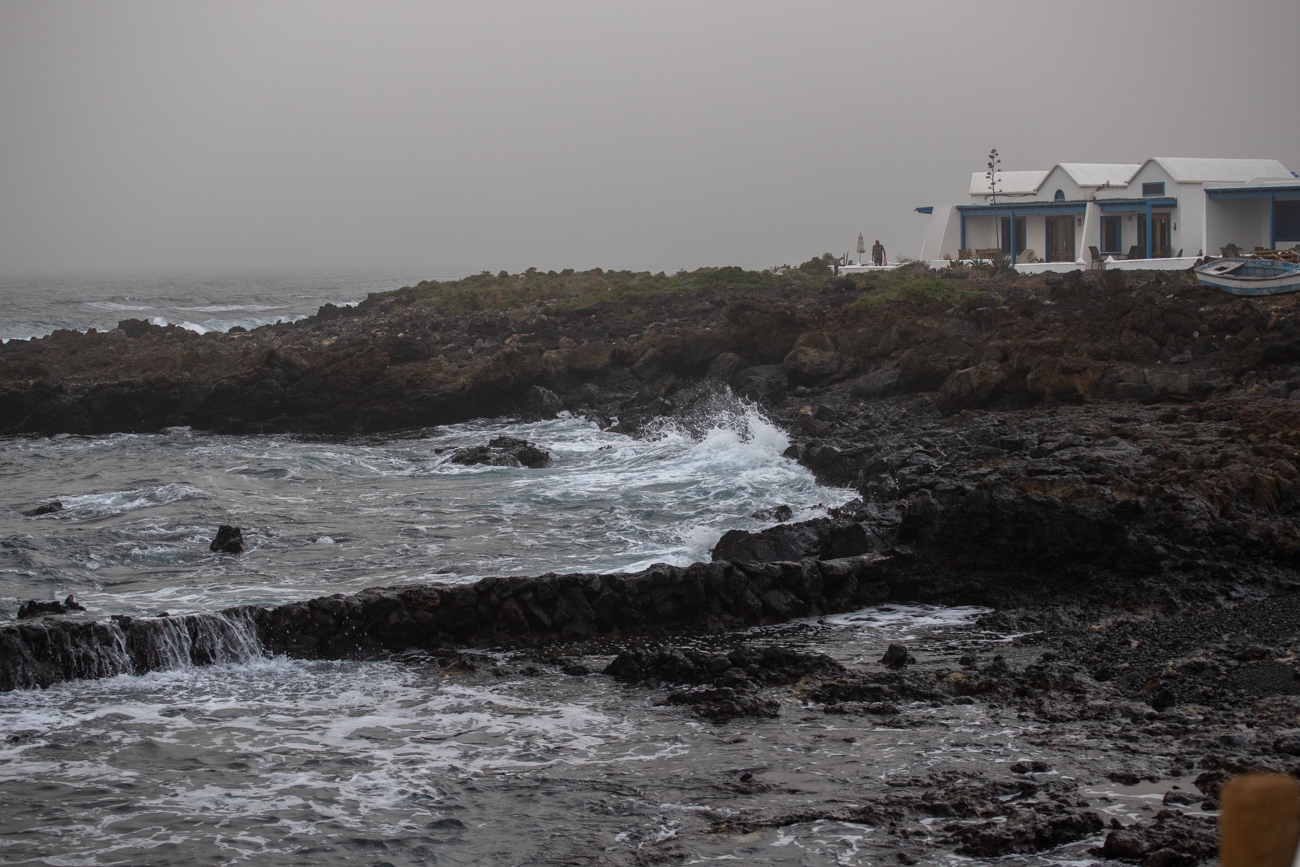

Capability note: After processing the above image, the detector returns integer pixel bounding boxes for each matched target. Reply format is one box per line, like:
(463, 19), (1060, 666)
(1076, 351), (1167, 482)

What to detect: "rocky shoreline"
(4, 264), (1300, 863)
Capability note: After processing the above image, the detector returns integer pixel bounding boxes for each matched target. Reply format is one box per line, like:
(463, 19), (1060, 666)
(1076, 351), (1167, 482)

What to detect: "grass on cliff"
(371, 253), (860, 316)
(378, 266), (779, 315)
(853, 271), (982, 314)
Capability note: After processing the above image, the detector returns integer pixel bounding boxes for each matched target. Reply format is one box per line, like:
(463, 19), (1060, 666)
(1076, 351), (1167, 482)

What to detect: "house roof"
(969, 170), (1050, 196)
(1057, 163), (1140, 187)
(1148, 158), (1292, 183)
(1204, 176), (1300, 191)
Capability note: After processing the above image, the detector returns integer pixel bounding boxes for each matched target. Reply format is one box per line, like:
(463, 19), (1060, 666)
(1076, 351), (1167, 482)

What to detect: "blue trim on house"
(1096, 198), (1178, 210)
(957, 200), (1087, 214)
(1206, 186), (1300, 199)
(914, 206), (933, 214)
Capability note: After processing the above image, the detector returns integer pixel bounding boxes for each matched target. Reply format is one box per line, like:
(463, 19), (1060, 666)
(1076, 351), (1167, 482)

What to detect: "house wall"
(1037, 166), (1086, 204)
(963, 215), (999, 251)
(1206, 198), (1271, 253)
(1024, 216), (1046, 262)
(920, 205), (961, 260)
(1120, 162), (1192, 257)
(1174, 183), (1204, 257)
(1080, 202), (1100, 262)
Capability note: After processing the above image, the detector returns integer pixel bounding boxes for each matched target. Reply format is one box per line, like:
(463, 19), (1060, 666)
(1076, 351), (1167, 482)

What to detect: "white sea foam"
(2, 404), (851, 617)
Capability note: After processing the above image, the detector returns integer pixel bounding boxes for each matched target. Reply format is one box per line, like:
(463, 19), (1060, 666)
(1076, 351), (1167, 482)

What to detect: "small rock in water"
(881, 643), (911, 669)
(21, 500), (63, 517)
(449, 436), (550, 468)
(749, 504), (793, 522)
(209, 525), (244, 553)
(17, 595), (85, 619)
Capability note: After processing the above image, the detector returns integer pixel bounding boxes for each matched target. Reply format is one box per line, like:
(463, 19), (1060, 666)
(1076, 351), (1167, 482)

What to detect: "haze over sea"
(0, 269), (445, 342)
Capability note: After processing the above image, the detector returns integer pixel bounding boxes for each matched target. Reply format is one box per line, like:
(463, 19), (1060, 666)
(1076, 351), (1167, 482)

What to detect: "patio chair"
(1088, 246), (1103, 269)
(1127, 245), (1144, 260)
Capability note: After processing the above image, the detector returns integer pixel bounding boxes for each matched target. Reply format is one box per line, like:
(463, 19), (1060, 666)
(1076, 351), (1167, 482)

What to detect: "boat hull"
(1195, 258), (1300, 296)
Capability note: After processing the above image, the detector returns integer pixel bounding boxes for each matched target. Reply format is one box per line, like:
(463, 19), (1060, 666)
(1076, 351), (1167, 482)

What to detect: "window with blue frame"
(1101, 215), (1123, 254)
(1000, 216), (1027, 257)
(1142, 182), (1165, 196)
(1276, 200), (1300, 243)
(1054, 189), (1065, 201)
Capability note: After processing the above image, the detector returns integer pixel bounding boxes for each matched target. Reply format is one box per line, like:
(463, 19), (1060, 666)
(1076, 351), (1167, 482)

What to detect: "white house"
(918, 157), (1299, 271)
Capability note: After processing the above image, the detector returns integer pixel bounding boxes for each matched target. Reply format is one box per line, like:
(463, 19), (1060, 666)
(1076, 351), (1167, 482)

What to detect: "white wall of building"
(1205, 198), (1271, 254)
(1080, 203), (1100, 262)
(920, 157), (1294, 268)
(963, 215), (998, 251)
(1038, 166), (1086, 204)
(919, 205), (961, 260)
(1024, 216), (1046, 262)
(1115, 161), (1182, 255)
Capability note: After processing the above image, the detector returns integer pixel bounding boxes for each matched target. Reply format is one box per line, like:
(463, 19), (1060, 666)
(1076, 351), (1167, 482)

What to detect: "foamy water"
(0, 271), (1088, 864)
(0, 606), (1051, 867)
(2, 406), (850, 618)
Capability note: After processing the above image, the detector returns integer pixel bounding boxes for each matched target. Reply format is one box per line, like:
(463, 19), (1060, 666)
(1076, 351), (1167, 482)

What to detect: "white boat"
(1195, 257), (1300, 296)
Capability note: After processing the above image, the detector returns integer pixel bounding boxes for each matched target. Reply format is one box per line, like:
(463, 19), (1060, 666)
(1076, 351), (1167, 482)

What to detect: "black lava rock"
(17, 595), (86, 619)
(881, 643), (911, 669)
(209, 525), (244, 553)
(605, 643), (845, 688)
(21, 501), (63, 517)
(449, 437), (550, 468)
(663, 687), (780, 723)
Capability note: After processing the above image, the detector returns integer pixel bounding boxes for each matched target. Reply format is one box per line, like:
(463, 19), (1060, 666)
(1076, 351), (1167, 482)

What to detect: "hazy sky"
(2, 0), (1298, 277)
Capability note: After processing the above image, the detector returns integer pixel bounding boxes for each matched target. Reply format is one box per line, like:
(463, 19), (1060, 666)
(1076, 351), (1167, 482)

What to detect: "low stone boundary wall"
(0, 555), (893, 692)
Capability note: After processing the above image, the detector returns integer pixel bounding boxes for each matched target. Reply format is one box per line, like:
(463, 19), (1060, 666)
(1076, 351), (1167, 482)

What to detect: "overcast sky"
(2, 0), (1298, 277)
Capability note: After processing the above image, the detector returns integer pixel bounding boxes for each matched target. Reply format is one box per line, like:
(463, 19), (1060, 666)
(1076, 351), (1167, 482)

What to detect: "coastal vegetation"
(382, 265), (772, 316)
(376, 254), (864, 316)
(376, 255), (988, 318)
(852, 267), (983, 314)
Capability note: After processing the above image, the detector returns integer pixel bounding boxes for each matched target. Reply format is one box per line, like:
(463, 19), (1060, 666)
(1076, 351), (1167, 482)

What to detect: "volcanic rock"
(17, 595), (85, 619)
(209, 525), (244, 553)
(881, 643), (911, 668)
(449, 436), (550, 468)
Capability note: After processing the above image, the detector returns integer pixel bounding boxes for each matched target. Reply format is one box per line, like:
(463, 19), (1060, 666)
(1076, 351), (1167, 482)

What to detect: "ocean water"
(0, 410), (847, 618)
(0, 269), (453, 342)
(0, 274), (1095, 864)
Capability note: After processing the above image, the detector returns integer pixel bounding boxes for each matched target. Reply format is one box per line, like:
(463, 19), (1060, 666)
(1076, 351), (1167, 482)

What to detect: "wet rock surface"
(16, 595), (84, 619)
(208, 524), (244, 553)
(447, 435), (550, 468)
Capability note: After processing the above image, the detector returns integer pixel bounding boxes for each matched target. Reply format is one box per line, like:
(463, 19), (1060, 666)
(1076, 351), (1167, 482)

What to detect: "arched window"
(1054, 189), (1065, 201)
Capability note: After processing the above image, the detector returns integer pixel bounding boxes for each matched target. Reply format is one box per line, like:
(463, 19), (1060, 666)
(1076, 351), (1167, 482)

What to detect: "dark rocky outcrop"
(17, 595), (84, 619)
(0, 609), (261, 692)
(20, 501), (62, 517)
(448, 436), (550, 468)
(3, 267), (1299, 437)
(209, 525), (244, 553)
(605, 643), (846, 688)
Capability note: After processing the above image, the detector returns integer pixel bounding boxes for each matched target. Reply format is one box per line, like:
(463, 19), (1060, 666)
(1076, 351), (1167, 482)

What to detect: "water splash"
(0, 609), (264, 692)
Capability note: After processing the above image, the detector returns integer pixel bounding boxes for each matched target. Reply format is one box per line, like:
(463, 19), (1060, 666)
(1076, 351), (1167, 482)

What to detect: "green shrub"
(854, 273), (980, 314)
(695, 266), (764, 286)
(797, 253), (837, 278)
